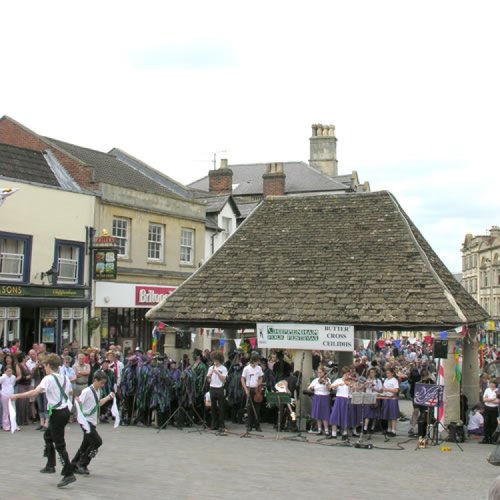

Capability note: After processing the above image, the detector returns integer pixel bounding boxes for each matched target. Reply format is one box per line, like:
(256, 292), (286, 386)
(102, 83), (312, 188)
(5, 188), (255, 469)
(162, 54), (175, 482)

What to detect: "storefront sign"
(94, 235), (117, 246)
(93, 249), (118, 280)
(256, 323), (354, 351)
(0, 285), (86, 298)
(135, 285), (176, 306)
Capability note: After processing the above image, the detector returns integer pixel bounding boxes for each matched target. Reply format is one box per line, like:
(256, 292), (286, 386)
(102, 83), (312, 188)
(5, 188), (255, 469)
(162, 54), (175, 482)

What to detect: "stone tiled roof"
(0, 143), (59, 186)
(45, 138), (192, 199)
(188, 161), (348, 195)
(147, 191), (487, 329)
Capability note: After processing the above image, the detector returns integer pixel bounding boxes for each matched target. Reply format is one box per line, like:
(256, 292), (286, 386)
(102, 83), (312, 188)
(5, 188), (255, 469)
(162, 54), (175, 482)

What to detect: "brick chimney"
(208, 158), (233, 194)
(263, 162), (286, 198)
(309, 123), (338, 177)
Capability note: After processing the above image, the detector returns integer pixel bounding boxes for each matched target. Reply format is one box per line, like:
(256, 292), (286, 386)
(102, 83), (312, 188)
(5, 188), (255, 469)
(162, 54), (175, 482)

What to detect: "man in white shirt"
(71, 371), (115, 475)
(207, 351), (228, 433)
(482, 381), (499, 444)
(241, 352), (264, 432)
(11, 353), (76, 488)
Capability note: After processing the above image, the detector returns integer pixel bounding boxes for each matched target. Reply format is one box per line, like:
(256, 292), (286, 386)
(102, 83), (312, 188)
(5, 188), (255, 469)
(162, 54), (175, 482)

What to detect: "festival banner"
(256, 323), (354, 351)
(234, 338), (242, 348)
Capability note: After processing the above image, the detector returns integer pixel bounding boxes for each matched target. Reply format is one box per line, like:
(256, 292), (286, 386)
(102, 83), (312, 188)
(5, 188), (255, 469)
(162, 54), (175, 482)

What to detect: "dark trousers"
(71, 422), (103, 467)
(210, 386), (225, 430)
(484, 406), (498, 442)
(44, 408), (72, 476)
(246, 389), (261, 430)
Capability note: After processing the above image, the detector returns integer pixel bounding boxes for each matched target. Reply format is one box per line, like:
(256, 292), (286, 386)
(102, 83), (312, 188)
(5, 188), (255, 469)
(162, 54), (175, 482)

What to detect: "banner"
(362, 339), (371, 349)
(256, 323), (354, 351)
(234, 338), (241, 348)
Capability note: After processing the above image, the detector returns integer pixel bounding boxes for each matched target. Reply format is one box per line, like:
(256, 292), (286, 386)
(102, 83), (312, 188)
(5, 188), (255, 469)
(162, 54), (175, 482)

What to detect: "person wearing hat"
(241, 352), (264, 432)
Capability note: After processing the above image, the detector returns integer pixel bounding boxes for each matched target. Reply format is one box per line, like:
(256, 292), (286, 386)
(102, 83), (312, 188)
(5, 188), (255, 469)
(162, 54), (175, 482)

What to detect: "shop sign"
(0, 285), (86, 298)
(256, 323), (354, 351)
(135, 285), (176, 306)
(94, 235), (117, 246)
(93, 249), (118, 280)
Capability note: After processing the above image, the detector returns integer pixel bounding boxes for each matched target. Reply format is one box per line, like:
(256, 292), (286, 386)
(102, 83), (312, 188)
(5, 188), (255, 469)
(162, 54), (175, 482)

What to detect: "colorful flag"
(152, 327), (159, 353)
(453, 340), (462, 384)
(435, 362), (445, 426)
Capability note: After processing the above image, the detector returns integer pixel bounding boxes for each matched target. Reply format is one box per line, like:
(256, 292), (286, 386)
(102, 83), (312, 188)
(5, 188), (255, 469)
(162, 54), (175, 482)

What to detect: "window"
(180, 228), (194, 264)
(148, 223), (164, 261)
(55, 240), (84, 285)
(222, 217), (232, 242)
(0, 232), (32, 282)
(112, 217), (130, 258)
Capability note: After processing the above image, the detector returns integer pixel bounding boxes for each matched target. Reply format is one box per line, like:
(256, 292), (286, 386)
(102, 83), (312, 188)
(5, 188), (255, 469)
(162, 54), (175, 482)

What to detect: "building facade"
(462, 226), (500, 340)
(0, 116), (206, 354)
(0, 156), (95, 352)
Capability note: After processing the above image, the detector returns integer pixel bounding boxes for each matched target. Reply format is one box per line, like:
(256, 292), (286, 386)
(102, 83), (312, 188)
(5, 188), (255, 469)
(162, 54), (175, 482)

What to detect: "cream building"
(0, 153), (95, 352)
(462, 226), (500, 338)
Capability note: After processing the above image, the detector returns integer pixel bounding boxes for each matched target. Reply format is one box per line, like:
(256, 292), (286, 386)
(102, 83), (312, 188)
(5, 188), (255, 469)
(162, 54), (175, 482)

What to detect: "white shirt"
(366, 378), (383, 394)
(382, 377), (399, 397)
(467, 412), (484, 431)
(0, 373), (16, 395)
(483, 388), (498, 408)
(331, 378), (350, 398)
(79, 385), (101, 425)
(309, 377), (331, 396)
(38, 372), (73, 409)
(208, 364), (228, 388)
(242, 364), (263, 388)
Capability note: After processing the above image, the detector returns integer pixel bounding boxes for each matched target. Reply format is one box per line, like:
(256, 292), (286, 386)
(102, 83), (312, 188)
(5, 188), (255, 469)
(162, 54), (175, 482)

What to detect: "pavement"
(0, 400), (498, 500)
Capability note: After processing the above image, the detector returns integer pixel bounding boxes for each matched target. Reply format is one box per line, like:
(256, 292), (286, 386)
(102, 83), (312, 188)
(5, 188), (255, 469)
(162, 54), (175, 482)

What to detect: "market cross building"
(147, 191), (488, 423)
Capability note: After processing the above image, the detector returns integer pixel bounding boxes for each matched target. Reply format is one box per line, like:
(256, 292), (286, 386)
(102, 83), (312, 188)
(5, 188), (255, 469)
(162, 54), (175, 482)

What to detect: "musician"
(328, 367), (352, 439)
(363, 367), (382, 433)
(307, 367), (331, 435)
(381, 367), (400, 437)
(241, 352), (264, 432)
(207, 351), (228, 433)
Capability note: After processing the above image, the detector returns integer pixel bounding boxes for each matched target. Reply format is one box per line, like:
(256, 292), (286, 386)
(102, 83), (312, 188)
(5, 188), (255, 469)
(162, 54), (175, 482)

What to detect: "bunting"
(452, 340), (462, 384)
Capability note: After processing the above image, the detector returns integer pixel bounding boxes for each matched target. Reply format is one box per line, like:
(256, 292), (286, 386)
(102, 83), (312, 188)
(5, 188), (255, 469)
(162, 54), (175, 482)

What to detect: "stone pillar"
(222, 328), (238, 362)
(442, 335), (460, 424)
(337, 351), (354, 370)
(292, 350), (313, 424)
(462, 330), (480, 408)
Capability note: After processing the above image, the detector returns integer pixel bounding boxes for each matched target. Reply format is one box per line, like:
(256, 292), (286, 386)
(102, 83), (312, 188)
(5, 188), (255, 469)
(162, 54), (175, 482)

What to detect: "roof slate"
(45, 138), (191, 199)
(0, 143), (59, 187)
(147, 191), (487, 329)
(188, 161), (348, 196)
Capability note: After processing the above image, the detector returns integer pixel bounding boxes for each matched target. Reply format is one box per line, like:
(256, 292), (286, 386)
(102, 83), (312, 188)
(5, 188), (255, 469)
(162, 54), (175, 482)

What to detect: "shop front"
(0, 284), (90, 353)
(94, 282), (176, 354)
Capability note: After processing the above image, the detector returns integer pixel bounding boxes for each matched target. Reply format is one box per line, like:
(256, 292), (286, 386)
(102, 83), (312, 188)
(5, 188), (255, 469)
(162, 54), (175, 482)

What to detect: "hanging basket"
(87, 317), (101, 331)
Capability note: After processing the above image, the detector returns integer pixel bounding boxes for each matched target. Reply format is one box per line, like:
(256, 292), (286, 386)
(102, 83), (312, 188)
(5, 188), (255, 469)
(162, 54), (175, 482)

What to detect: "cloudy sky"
(2, 1), (499, 273)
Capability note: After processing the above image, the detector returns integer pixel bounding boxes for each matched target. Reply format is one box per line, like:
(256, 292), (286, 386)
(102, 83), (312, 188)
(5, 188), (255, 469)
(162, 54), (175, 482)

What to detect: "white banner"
(362, 339), (371, 349)
(256, 323), (354, 351)
(234, 338), (242, 348)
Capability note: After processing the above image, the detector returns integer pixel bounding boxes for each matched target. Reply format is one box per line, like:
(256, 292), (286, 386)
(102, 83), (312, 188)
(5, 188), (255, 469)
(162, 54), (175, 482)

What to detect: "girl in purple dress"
(307, 367), (331, 435)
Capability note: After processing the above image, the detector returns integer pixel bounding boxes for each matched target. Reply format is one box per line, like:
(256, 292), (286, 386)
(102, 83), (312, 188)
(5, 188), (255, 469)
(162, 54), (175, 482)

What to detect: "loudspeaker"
(433, 339), (448, 359)
(175, 330), (192, 349)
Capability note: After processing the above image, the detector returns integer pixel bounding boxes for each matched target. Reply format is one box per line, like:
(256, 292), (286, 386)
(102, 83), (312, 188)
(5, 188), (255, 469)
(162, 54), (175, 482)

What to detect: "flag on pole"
(453, 340), (462, 384)
(152, 327), (159, 353)
(436, 362), (445, 426)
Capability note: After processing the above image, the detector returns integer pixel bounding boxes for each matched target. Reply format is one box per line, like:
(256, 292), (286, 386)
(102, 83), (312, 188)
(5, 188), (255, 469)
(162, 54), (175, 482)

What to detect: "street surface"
(0, 401), (497, 499)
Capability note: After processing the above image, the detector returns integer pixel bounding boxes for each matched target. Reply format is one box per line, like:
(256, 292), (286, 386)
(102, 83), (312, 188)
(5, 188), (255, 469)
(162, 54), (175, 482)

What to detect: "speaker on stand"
(433, 339), (448, 359)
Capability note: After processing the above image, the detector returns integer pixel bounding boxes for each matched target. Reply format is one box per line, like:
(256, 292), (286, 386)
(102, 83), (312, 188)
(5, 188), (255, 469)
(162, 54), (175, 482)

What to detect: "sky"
(1, 0), (499, 273)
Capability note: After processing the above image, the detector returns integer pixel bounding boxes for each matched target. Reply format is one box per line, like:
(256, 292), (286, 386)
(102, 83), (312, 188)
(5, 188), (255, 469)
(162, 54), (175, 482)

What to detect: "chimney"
(263, 162), (286, 198)
(309, 123), (338, 177)
(208, 158), (233, 194)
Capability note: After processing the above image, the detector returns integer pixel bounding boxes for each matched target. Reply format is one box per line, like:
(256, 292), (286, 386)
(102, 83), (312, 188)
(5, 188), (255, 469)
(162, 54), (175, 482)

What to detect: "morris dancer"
(10, 353), (76, 488)
(71, 371), (115, 475)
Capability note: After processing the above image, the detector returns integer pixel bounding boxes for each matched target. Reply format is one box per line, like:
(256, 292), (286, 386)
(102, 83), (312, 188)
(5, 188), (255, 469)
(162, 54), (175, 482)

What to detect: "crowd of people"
(0, 337), (498, 445)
